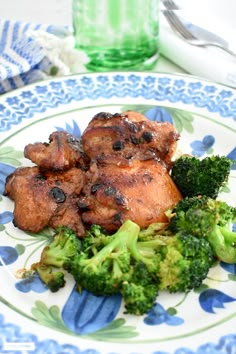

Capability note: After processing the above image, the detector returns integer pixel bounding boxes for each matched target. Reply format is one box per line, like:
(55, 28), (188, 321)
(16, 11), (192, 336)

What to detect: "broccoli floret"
(121, 262), (160, 315)
(71, 220), (135, 295)
(71, 220), (158, 290)
(31, 226), (81, 291)
(138, 222), (169, 241)
(168, 196), (215, 234)
(121, 281), (159, 316)
(70, 219), (214, 315)
(170, 155), (232, 198)
(82, 224), (111, 252)
(38, 226), (81, 270)
(70, 220), (160, 315)
(136, 231), (214, 293)
(34, 264), (65, 292)
(168, 196), (236, 263)
(157, 232), (214, 292)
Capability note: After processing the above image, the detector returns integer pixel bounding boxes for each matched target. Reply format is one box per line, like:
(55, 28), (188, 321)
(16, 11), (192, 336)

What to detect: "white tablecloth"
(0, 0), (185, 77)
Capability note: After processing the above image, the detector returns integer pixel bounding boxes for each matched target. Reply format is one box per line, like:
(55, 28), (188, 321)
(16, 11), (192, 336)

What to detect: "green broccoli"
(70, 220), (159, 287)
(33, 264), (65, 292)
(119, 261), (161, 315)
(70, 220), (161, 315)
(70, 219), (214, 315)
(121, 281), (159, 315)
(31, 226), (81, 292)
(170, 155), (232, 198)
(168, 196), (236, 263)
(81, 224), (112, 251)
(136, 231), (214, 293)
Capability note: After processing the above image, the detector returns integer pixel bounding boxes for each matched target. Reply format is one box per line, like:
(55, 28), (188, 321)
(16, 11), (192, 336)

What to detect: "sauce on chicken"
(4, 111), (182, 236)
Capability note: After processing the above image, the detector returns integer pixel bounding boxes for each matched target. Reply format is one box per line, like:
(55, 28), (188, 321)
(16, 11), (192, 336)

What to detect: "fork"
(161, 0), (179, 10)
(163, 10), (236, 57)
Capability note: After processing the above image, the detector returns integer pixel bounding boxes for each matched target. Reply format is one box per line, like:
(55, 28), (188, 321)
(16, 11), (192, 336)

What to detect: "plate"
(0, 72), (236, 354)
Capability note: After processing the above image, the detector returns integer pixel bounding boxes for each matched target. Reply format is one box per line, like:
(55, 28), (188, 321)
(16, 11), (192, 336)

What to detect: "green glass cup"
(72, 0), (159, 71)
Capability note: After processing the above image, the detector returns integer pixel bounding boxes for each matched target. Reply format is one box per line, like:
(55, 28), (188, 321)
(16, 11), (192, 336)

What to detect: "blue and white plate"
(0, 72), (236, 354)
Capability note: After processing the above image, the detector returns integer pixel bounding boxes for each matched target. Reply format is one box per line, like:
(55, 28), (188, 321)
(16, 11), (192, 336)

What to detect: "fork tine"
(163, 11), (190, 39)
(163, 9), (236, 57)
(162, 0), (179, 10)
(163, 10), (197, 41)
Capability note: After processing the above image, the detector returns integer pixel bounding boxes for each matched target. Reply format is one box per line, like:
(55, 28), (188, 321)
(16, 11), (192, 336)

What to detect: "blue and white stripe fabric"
(0, 19), (73, 94)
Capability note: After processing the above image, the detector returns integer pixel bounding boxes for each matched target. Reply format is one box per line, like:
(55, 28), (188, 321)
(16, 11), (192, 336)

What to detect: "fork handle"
(195, 42), (236, 58)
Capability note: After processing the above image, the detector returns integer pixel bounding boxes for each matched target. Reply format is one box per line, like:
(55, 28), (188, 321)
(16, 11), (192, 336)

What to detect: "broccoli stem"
(80, 219), (164, 272)
(33, 264), (65, 292)
(112, 258), (124, 279)
(219, 226), (236, 244)
(135, 237), (167, 258)
(81, 220), (140, 267)
(207, 226), (236, 264)
(39, 233), (68, 268)
(209, 226), (236, 263)
(41, 245), (67, 268)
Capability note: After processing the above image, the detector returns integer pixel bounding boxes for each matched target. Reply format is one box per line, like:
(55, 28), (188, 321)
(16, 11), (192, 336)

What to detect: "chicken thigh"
(79, 158), (182, 231)
(82, 111), (179, 168)
(24, 131), (85, 171)
(4, 166), (86, 236)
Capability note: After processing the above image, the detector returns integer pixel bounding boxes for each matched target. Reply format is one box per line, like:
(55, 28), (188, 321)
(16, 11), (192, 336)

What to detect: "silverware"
(187, 23), (229, 48)
(161, 0), (179, 10)
(162, 10), (236, 57)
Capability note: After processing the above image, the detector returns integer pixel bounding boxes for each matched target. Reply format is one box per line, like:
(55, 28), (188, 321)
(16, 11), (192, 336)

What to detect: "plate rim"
(0, 71), (236, 354)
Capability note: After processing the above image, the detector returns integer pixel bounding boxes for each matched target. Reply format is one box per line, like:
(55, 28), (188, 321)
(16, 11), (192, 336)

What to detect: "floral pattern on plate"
(0, 72), (236, 354)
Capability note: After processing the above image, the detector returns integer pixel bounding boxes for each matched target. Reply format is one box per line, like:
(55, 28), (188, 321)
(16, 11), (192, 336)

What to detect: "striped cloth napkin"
(0, 19), (88, 94)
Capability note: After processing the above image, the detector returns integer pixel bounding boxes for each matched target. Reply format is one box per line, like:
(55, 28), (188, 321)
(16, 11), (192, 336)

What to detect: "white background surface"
(1, 0), (235, 81)
(2, 0), (235, 28)
(0, 0), (184, 74)
(1, 0), (72, 26)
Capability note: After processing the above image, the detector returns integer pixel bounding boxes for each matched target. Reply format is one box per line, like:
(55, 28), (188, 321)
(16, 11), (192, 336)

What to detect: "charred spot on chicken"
(4, 111), (182, 236)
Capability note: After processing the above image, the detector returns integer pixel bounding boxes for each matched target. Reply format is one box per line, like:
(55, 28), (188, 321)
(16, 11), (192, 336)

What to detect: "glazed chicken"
(79, 157), (182, 231)
(82, 111), (179, 168)
(4, 166), (86, 236)
(78, 111), (181, 230)
(24, 131), (85, 171)
(4, 110), (182, 236)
